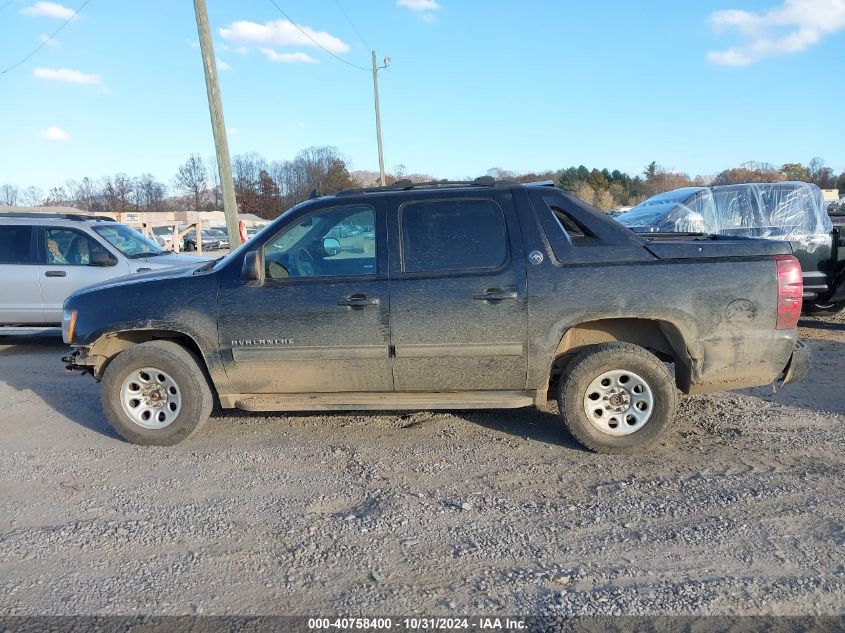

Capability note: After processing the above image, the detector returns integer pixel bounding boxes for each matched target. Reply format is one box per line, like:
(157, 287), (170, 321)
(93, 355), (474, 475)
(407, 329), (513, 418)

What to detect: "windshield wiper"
(128, 251), (165, 259)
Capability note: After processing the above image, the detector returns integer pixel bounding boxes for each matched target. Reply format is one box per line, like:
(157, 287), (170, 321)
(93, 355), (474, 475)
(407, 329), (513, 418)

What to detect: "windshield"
(93, 224), (165, 258)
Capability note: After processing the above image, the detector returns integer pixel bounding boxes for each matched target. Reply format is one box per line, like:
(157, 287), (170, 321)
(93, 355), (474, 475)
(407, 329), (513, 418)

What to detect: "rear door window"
(400, 199), (508, 274)
(0, 226), (34, 263)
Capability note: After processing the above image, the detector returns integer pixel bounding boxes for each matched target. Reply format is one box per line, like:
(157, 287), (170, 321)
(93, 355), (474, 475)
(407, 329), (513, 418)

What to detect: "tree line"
(2, 150), (843, 219)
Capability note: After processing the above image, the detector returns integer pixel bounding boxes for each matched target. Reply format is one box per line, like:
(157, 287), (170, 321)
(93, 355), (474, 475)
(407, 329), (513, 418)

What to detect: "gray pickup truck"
(61, 180), (809, 452)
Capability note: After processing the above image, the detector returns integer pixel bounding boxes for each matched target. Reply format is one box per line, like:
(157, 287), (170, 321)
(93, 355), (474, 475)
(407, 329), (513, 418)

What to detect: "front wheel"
(557, 343), (677, 453)
(101, 340), (213, 446)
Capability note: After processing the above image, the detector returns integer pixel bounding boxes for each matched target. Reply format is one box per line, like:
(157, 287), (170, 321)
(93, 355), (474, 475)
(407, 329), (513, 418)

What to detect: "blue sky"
(1, 0), (844, 190)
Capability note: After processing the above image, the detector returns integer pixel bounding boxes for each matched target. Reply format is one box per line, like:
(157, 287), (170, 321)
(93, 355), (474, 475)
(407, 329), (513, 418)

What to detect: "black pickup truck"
(62, 180), (810, 453)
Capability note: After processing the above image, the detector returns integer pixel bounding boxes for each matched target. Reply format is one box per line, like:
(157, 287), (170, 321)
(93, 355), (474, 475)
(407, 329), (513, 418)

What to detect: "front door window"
(263, 205), (376, 279)
(44, 228), (112, 266)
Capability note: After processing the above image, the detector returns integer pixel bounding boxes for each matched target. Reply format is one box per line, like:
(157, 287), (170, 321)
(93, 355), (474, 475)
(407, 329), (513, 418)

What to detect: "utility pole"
(371, 50), (386, 186)
(193, 0), (240, 248)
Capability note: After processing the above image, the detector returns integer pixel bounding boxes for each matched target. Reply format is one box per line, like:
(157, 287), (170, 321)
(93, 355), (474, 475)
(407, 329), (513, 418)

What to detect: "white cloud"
(707, 0), (845, 65)
(296, 121), (306, 128)
(397, 0), (441, 10)
(33, 67), (102, 84)
(186, 39), (199, 49)
(260, 49), (318, 64)
(40, 126), (70, 141)
(219, 19), (349, 53)
(216, 57), (231, 70)
(235, 46), (249, 55)
(39, 33), (60, 47)
(227, 127), (237, 135)
(20, 1), (74, 20)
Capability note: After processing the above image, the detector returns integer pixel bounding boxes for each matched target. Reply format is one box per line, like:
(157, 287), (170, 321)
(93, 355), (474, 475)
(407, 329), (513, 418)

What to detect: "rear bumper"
(781, 340), (810, 386)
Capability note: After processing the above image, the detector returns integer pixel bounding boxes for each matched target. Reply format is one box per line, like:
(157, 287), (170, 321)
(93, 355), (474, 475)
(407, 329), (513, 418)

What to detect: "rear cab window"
(0, 225), (34, 264)
(400, 199), (508, 274)
(528, 188), (652, 264)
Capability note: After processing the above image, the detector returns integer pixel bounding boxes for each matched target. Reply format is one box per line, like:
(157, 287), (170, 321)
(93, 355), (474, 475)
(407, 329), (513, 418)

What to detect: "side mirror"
(90, 251), (116, 267)
(242, 250), (264, 283)
(323, 237), (342, 257)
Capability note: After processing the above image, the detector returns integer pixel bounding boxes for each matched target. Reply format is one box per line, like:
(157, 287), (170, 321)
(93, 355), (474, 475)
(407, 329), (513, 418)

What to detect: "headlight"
(62, 309), (78, 344)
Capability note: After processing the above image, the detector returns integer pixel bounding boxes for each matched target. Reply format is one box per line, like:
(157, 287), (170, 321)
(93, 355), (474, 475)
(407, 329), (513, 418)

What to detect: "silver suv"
(0, 213), (210, 327)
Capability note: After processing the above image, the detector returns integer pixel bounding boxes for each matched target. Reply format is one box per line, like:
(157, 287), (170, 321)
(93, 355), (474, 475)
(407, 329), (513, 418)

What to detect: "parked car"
(617, 182), (845, 313)
(62, 180), (808, 451)
(184, 229), (224, 252)
(149, 225), (180, 249)
(204, 227), (230, 249)
(0, 213), (211, 328)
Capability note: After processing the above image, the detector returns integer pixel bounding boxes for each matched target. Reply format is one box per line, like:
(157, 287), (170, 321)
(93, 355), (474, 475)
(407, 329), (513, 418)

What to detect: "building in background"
(821, 189), (839, 205)
(0, 206), (269, 229)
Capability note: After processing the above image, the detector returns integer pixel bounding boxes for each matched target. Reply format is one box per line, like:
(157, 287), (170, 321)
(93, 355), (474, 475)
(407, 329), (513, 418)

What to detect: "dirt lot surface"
(0, 313), (843, 617)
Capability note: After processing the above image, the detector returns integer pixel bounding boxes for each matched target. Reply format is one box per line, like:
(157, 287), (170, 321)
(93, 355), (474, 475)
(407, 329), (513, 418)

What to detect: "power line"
(266, 0), (370, 71)
(1, 0), (93, 75)
(332, 0), (370, 50)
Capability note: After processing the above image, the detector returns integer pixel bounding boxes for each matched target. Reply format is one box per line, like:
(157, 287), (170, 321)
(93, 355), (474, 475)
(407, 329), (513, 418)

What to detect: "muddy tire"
(101, 340), (213, 446)
(557, 343), (677, 454)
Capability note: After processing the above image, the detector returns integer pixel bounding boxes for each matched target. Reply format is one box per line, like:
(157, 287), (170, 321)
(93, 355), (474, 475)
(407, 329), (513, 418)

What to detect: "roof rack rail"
(0, 212), (115, 221)
(335, 176), (520, 197)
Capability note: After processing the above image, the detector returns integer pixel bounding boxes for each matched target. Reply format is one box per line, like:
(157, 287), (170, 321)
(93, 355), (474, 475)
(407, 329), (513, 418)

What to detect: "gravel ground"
(0, 312), (843, 617)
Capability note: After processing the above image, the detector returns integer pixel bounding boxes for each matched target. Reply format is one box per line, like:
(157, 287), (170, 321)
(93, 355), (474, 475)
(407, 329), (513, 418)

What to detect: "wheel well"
(87, 330), (209, 381)
(548, 318), (691, 396)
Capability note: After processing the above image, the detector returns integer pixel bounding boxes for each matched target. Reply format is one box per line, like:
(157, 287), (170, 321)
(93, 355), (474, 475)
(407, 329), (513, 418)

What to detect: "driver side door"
(217, 199), (392, 394)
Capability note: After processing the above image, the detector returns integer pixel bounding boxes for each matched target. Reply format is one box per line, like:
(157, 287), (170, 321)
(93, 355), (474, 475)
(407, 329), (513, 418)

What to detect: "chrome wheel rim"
(120, 367), (182, 430)
(583, 369), (653, 436)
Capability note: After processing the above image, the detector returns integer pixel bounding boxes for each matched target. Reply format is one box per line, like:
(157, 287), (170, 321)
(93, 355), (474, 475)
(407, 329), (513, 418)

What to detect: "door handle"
(338, 294), (380, 308)
(45, 270), (67, 277)
(474, 288), (518, 301)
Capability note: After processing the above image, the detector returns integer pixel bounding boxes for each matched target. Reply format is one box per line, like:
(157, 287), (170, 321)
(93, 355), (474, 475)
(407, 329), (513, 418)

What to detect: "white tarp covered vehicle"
(616, 182), (844, 312)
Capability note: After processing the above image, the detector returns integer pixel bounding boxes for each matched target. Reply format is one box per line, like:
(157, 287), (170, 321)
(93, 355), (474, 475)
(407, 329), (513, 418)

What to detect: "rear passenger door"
(36, 227), (129, 323)
(0, 225), (43, 325)
(387, 192), (529, 391)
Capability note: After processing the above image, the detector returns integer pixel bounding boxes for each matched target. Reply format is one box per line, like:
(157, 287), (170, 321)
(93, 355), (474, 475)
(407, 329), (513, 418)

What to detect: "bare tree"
(101, 176), (118, 212)
(808, 157), (826, 182)
(0, 184), (18, 205)
(111, 174), (134, 211)
(21, 186), (44, 207)
(174, 154), (208, 211)
(134, 173), (167, 211)
(45, 186), (71, 206)
(206, 155), (222, 209)
(72, 177), (100, 212)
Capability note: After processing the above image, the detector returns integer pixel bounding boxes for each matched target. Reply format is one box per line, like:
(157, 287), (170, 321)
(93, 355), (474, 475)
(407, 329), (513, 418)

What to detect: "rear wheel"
(557, 343), (677, 453)
(101, 340), (213, 446)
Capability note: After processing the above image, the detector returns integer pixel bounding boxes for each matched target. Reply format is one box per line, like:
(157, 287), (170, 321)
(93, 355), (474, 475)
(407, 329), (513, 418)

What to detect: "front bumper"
(780, 340), (810, 386)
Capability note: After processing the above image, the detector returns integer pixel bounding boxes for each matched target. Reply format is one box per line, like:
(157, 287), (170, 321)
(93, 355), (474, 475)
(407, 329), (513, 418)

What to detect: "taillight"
(775, 255), (802, 330)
